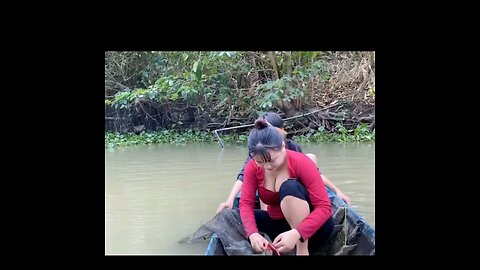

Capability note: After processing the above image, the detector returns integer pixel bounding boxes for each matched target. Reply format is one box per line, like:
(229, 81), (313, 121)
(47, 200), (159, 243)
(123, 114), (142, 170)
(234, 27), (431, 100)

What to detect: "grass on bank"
(105, 123), (374, 148)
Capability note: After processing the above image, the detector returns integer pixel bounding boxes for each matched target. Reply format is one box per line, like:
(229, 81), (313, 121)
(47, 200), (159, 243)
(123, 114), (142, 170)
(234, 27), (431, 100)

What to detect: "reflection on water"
(105, 142), (374, 254)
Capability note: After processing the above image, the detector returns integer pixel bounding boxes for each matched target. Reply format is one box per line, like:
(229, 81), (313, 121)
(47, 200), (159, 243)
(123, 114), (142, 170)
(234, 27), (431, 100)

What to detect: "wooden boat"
(205, 187), (375, 255)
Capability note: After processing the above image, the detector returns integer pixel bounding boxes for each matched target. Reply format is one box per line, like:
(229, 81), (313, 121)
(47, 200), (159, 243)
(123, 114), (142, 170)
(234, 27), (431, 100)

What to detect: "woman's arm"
(235, 155), (252, 182)
(321, 174), (351, 205)
(305, 153), (351, 205)
(239, 160), (260, 238)
(217, 155), (252, 213)
(216, 180), (243, 213)
(295, 154), (332, 241)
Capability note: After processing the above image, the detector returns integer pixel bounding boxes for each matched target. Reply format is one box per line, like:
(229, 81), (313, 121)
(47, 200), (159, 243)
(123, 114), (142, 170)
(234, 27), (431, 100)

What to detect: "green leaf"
(195, 62), (202, 81)
(147, 91), (155, 99)
(170, 93), (179, 101)
(193, 61), (199, 73)
(264, 81), (275, 90)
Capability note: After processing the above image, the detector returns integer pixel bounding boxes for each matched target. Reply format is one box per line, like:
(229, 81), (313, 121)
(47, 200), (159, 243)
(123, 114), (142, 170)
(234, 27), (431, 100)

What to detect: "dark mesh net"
(180, 208), (278, 255)
(180, 205), (374, 256)
(313, 206), (375, 255)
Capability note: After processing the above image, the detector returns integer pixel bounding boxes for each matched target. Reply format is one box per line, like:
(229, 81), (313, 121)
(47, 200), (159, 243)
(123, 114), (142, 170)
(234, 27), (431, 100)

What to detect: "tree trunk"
(283, 52), (296, 116)
(268, 51), (280, 80)
(268, 51), (296, 117)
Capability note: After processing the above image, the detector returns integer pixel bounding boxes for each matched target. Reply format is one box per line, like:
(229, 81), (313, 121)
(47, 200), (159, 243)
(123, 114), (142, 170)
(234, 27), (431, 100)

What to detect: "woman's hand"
(248, 233), (269, 253)
(273, 229), (300, 253)
(216, 200), (234, 213)
(273, 229), (301, 253)
(336, 191), (351, 205)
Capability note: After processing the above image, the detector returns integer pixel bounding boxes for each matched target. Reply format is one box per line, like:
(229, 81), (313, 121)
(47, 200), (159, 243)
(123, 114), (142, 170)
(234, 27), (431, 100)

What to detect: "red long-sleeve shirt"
(239, 149), (332, 241)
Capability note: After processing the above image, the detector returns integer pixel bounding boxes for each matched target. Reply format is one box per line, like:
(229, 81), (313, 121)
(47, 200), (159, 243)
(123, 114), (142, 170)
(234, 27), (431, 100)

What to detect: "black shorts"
(253, 179), (334, 251)
(279, 178), (312, 207)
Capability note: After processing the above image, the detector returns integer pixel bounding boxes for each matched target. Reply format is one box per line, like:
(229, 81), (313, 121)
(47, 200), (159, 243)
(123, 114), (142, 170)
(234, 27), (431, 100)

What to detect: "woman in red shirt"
(240, 118), (334, 255)
(216, 112), (350, 214)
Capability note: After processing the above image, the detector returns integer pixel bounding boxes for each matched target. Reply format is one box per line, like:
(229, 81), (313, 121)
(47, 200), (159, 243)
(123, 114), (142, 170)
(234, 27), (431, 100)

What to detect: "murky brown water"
(105, 142), (374, 254)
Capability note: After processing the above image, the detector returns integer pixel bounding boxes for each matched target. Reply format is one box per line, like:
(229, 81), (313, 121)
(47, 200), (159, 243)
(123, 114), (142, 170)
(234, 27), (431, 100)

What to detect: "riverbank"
(105, 125), (374, 148)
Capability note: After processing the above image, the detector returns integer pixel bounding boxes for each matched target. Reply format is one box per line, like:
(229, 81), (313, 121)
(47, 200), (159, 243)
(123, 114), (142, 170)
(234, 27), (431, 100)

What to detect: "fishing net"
(179, 208), (281, 255)
(180, 206), (374, 256)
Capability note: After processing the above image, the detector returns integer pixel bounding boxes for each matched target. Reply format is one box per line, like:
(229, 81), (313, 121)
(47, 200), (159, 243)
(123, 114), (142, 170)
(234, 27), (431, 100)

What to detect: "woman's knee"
(279, 180), (310, 203)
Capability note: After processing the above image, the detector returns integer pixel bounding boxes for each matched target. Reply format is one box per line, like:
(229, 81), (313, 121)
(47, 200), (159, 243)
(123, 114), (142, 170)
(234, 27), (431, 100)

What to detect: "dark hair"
(261, 112), (283, 128)
(247, 118), (284, 162)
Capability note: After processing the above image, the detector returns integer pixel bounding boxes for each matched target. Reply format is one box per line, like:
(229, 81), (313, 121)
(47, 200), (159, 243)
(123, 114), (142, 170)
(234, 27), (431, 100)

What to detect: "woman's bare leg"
(280, 195), (310, 255)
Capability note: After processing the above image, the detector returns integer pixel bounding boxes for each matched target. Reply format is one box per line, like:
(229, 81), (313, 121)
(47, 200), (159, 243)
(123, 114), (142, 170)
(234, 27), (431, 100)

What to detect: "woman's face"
(252, 147), (285, 171)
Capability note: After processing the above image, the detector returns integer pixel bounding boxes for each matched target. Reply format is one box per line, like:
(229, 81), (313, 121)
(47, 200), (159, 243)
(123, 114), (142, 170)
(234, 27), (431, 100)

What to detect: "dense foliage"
(105, 51), (375, 147)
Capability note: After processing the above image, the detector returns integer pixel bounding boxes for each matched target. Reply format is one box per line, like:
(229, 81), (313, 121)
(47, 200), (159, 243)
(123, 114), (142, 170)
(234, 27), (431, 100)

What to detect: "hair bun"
(254, 118), (269, 129)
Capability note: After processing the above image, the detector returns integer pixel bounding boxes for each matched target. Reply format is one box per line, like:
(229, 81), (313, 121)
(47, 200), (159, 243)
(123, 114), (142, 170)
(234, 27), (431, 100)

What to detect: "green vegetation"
(105, 51), (375, 147)
(292, 123), (375, 143)
(105, 123), (374, 148)
(106, 130), (240, 148)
